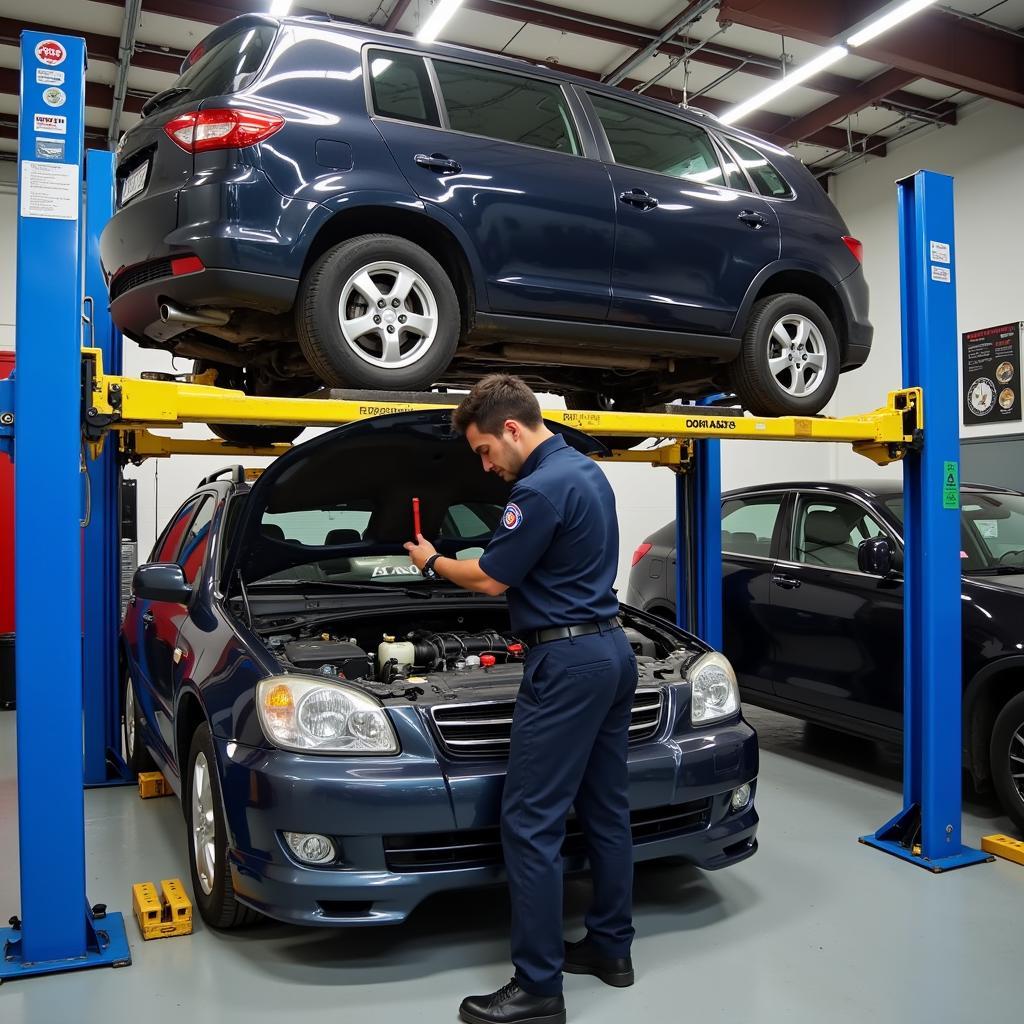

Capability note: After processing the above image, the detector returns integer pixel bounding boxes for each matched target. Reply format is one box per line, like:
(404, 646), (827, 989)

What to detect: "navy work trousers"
(501, 624), (638, 996)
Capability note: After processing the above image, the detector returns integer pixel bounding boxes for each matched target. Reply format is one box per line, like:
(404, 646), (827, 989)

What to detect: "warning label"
(20, 161), (78, 220)
(943, 461), (959, 510)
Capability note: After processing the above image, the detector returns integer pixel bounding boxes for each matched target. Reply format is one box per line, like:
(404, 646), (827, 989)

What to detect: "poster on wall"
(962, 322), (1022, 425)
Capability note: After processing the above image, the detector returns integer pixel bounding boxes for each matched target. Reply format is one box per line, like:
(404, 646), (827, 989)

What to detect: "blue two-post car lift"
(0, 29), (990, 983)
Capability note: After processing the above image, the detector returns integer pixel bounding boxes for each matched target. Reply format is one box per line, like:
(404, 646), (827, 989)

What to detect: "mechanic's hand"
(404, 533), (437, 571)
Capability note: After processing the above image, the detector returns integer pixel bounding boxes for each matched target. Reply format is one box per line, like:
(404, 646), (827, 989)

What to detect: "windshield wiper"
(248, 579), (435, 599)
(970, 565), (1024, 575)
(141, 86), (192, 118)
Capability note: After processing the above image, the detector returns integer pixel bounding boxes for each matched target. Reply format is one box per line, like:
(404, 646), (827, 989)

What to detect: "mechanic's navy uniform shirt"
(479, 433), (620, 631)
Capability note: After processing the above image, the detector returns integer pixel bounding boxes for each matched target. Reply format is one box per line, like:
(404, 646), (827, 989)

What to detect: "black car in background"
(627, 481), (1024, 831)
(101, 12), (871, 447)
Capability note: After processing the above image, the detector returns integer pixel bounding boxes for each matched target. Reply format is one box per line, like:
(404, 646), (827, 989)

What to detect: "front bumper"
(214, 711), (758, 928)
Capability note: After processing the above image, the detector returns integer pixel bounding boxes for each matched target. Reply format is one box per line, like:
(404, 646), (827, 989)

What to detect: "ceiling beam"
(0, 116), (108, 143)
(385, 0), (415, 32)
(0, 67), (147, 114)
(718, 0), (1024, 108)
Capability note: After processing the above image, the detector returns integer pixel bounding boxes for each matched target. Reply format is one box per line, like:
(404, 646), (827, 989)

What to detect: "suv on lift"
(100, 13), (872, 445)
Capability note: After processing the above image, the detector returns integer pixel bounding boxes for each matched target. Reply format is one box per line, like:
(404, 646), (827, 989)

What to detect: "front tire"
(123, 670), (157, 776)
(186, 722), (261, 929)
(296, 233), (460, 391)
(730, 293), (840, 417)
(990, 691), (1024, 832)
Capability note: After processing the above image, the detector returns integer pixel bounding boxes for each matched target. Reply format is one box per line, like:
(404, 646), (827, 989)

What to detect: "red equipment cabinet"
(0, 350), (13, 708)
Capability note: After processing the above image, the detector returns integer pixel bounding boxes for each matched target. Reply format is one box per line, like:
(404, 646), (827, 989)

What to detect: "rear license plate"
(121, 161), (149, 205)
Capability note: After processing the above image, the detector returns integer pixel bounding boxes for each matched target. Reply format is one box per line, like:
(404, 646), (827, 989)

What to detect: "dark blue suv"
(100, 13), (872, 444)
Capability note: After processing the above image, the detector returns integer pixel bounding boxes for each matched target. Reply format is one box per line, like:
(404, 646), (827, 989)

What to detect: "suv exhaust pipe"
(160, 302), (231, 327)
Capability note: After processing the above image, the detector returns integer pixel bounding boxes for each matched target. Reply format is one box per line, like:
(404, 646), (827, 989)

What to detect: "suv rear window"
(171, 25), (276, 104)
(728, 138), (794, 199)
(368, 50), (440, 126)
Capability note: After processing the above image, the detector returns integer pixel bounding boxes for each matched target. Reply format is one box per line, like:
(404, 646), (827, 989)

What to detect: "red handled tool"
(412, 496), (422, 538)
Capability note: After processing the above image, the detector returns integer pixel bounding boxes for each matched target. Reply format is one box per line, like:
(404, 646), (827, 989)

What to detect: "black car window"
(151, 496), (203, 563)
(589, 93), (724, 184)
(728, 138), (794, 199)
(367, 49), (440, 126)
(721, 495), (782, 559)
(178, 496), (215, 587)
(794, 496), (885, 572)
(433, 61), (580, 155)
(173, 24), (276, 103)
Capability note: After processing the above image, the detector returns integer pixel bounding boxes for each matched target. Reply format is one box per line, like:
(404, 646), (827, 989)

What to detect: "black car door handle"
(738, 210), (768, 228)
(142, 610), (155, 625)
(414, 152), (462, 174)
(618, 189), (659, 211)
(772, 574), (802, 590)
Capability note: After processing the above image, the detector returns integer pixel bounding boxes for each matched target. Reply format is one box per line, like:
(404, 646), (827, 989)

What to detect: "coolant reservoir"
(378, 638), (416, 672)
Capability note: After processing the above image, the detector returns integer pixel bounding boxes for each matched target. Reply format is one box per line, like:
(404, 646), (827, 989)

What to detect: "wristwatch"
(423, 553), (443, 579)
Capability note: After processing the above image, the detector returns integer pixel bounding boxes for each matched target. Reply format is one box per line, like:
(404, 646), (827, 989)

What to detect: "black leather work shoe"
(459, 979), (567, 1024)
(562, 937), (634, 988)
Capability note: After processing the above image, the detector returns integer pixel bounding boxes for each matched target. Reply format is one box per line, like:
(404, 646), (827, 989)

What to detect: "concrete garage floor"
(0, 707), (1019, 1023)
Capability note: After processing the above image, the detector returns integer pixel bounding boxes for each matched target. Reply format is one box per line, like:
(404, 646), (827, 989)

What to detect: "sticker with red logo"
(502, 503), (523, 531)
(35, 39), (67, 66)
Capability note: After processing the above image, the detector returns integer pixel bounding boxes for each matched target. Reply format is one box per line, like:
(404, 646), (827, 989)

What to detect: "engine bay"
(256, 604), (700, 706)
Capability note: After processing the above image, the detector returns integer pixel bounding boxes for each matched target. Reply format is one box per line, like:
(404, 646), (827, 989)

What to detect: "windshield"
(883, 491), (1024, 572)
(254, 501), (501, 585)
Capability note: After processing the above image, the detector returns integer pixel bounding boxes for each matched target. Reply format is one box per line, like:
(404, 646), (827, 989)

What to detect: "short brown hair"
(452, 374), (543, 435)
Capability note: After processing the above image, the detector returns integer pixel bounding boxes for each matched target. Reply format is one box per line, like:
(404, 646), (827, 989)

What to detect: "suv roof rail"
(199, 465), (247, 487)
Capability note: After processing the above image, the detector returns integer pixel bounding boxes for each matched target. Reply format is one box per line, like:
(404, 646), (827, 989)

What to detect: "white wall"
(829, 99), (1024, 484)
(0, 178), (15, 352)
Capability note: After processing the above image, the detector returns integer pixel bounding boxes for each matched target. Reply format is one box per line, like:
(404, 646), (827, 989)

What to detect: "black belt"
(520, 618), (621, 648)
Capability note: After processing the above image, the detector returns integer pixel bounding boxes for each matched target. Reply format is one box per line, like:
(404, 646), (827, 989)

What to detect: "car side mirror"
(858, 537), (894, 577)
(133, 563), (193, 604)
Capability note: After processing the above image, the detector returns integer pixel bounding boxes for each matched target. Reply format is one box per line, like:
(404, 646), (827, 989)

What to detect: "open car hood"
(223, 409), (608, 584)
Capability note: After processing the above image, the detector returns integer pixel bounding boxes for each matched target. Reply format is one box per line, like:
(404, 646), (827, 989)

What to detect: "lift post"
(860, 171), (989, 871)
(0, 31), (130, 982)
(83, 148), (132, 788)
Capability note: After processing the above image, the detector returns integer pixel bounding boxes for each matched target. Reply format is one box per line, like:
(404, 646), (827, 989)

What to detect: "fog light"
(284, 832), (336, 864)
(731, 784), (752, 811)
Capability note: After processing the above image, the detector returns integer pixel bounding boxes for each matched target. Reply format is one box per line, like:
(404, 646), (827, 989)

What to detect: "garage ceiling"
(1, 0), (1023, 176)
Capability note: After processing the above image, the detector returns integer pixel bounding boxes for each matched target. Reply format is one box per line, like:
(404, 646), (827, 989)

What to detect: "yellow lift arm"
(81, 348), (922, 467)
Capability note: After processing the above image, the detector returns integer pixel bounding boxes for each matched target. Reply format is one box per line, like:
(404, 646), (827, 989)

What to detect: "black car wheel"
(186, 722), (261, 929)
(730, 293), (840, 417)
(192, 360), (306, 447)
(990, 690), (1024, 832)
(123, 670), (157, 776)
(296, 233), (460, 391)
(564, 391), (651, 451)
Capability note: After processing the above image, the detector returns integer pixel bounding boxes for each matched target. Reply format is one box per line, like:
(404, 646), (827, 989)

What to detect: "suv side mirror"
(858, 537), (894, 577)
(133, 563), (193, 604)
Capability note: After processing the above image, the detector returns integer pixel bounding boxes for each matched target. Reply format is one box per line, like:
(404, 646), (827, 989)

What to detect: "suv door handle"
(142, 610), (155, 626)
(772, 574), (802, 590)
(738, 210), (768, 228)
(414, 152), (462, 174)
(618, 189), (659, 211)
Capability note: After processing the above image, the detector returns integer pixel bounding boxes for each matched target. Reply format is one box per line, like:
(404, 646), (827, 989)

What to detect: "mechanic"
(404, 374), (638, 1024)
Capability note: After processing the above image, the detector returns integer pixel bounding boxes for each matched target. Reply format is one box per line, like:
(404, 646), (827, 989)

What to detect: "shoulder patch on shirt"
(502, 502), (523, 530)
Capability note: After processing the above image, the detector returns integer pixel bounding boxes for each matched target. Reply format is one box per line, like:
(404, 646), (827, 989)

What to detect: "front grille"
(384, 800), (711, 872)
(430, 688), (664, 759)
(109, 257), (173, 301)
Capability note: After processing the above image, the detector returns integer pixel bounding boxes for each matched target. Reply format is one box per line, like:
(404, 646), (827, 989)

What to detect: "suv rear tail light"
(632, 542), (652, 567)
(842, 235), (864, 263)
(164, 109), (285, 153)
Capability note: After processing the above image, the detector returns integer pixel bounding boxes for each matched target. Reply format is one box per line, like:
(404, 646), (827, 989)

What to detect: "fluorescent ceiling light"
(847, 0), (937, 47)
(720, 45), (848, 125)
(417, 0), (465, 43)
(269, 0), (292, 14)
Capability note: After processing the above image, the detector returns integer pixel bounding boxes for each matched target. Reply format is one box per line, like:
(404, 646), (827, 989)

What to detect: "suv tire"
(990, 690), (1024, 832)
(193, 360), (305, 447)
(730, 293), (840, 417)
(186, 722), (262, 929)
(296, 233), (460, 391)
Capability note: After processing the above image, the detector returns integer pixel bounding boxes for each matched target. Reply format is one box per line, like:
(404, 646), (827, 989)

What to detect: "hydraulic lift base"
(0, 912), (131, 982)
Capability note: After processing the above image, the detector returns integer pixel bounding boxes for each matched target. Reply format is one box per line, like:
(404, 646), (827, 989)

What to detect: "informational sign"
(943, 461), (960, 510)
(20, 161), (78, 219)
(962, 322), (1022, 425)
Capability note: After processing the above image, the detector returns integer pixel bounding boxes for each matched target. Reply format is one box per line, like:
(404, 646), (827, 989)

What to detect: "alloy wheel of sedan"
(338, 261), (439, 370)
(767, 314), (828, 398)
(192, 751), (217, 897)
(125, 678), (137, 758)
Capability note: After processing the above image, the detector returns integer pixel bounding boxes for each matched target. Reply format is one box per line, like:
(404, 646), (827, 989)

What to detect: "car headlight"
(257, 675), (399, 755)
(688, 651), (740, 724)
